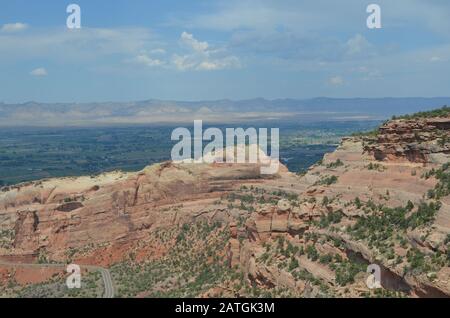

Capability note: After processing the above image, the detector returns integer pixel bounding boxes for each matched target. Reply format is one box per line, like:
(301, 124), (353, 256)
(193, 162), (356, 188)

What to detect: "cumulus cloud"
(125, 32), (241, 71)
(180, 31), (209, 52)
(172, 32), (240, 71)
(0, 26), (240, 73)
(172, 54), (197, 71)
(30, 68), (48, 77)
(179, 1), (450, 68)
(1, 22), (28, 32)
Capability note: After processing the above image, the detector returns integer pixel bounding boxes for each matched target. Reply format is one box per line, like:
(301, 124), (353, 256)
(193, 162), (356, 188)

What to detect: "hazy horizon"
(3, 96), (450, 105)
(0, 97), (449, 127)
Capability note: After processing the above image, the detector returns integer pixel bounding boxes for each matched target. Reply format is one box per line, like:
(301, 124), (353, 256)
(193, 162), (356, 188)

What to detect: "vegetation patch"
(314, 175), (339, 186)
(326, 159), (344, 169)
(425, 163), (450, 199)
(392, 106), (450, 120)
(111, 220), (235, 298)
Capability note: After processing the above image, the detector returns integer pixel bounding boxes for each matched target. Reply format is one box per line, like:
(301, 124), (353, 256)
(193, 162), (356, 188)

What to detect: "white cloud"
(172, 54), (197, 71)
(197, 56), (241, 71)
(180, 31), (209, 52)
(173, 32), (240, 71)
(132, 54), (164, 67)
(0, 27), (240, 73)
(30, 68), (48, 77)
(1, 22), (28, 33)
(329, 76), (344, 86)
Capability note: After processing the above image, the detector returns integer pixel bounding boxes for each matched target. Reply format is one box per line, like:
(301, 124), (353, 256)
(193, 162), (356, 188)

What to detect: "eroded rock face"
(365, 117), (450, 163)
(0, 162), (281, 260)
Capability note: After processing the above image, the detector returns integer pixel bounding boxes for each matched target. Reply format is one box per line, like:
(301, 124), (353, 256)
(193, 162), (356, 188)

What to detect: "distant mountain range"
(1, 97), (449, 127)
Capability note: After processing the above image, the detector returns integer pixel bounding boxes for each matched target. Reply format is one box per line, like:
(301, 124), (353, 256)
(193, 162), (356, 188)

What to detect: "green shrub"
(318, 210), (344, 228)
(306, 245), (319, 261)
(314, 175), (338, 186)
(288, 257), (299, 271)
(335, 260), (365, 286)
(326, 159), (344, 169)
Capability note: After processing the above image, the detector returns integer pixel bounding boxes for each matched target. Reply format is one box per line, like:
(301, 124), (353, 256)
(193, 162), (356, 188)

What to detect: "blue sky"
(1, 0), (450, 103)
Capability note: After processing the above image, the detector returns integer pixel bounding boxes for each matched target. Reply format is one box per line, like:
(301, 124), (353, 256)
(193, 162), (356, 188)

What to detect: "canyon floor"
(0, 110), (449, 298)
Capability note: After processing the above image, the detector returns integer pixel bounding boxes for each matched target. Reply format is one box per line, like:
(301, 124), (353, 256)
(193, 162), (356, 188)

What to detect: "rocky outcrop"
(365, 117), (450, 163)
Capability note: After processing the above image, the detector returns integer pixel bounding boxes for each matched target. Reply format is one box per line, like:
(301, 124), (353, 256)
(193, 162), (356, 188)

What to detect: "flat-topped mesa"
(364, 117), (450, 163)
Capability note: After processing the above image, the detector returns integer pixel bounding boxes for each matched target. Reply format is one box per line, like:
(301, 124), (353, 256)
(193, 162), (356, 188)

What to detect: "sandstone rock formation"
(365, 117), (450, 163)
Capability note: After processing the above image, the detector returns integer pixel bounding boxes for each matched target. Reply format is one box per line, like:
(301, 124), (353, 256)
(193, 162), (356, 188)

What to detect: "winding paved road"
(0, 260), (114, 298)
